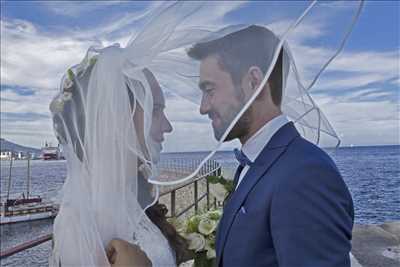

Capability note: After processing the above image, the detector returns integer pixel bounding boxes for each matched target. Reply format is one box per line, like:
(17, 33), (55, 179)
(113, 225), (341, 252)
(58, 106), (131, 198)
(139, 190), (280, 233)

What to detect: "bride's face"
(148, 74), (173, 162)
(132, 70), (173, 163)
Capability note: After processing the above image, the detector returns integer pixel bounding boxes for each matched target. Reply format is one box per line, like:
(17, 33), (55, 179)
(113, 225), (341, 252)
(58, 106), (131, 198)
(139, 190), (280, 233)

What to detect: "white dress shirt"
(235, 114), (289, 190)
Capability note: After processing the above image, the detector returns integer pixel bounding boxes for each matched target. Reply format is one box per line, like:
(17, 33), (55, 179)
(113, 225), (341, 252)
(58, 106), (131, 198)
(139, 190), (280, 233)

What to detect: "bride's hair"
(146, 204), (193, 264)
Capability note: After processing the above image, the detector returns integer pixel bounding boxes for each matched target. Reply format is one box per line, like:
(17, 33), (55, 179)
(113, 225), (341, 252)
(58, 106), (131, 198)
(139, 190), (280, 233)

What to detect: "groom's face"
(199, 56), (250, 141)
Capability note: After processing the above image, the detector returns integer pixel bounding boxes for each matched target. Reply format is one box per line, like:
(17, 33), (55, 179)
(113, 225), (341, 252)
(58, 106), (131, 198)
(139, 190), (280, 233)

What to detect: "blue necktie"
(233, 148), (252, 168)
(233, 149), (252, 187)
(223, 149), (252, 204)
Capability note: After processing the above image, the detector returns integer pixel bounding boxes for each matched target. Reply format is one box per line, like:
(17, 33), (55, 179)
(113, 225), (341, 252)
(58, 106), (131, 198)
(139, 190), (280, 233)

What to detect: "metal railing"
(159, 159), (221, 218)
(0, 158), (223, 259)
(0, 234), (53, 258)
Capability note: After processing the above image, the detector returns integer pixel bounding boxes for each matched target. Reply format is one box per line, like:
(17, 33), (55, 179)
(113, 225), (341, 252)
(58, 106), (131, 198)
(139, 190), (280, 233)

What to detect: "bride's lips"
(211, 117), (221, 129)
(209, 113), (220, 128)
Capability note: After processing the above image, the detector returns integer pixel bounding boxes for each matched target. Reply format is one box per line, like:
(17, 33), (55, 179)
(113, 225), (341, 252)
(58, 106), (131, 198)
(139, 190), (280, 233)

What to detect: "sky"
(1, 1), (399, 150)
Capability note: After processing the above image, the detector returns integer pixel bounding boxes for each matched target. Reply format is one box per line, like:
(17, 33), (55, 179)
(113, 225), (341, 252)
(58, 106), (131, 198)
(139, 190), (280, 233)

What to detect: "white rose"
(207, 209), (222, 221)
(49, 97), (64, 113)
(198, 218), (217, 235)
(62, 92), (72, 101)
(186, 233), (206, 252)
(205, 238), (216, 259)
(210, 183), (228, 202)
(63, 76), (73, 90)
(206, 247), (216, 259)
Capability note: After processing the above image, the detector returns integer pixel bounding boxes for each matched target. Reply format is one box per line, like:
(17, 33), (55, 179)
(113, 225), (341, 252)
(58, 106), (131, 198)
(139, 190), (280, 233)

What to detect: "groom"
(187, 25), (354, 267)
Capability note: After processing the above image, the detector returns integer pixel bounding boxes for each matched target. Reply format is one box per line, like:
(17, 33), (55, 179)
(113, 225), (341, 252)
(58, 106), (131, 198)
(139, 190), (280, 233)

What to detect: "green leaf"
(206, 175), (220, 184)
(186, 215), (202, 233)
(67, 69), (75, 81)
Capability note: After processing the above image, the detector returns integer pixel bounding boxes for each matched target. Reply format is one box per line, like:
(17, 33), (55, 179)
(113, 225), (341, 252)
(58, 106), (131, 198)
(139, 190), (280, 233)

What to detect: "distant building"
(0, 151), (14, 160)
(17, 151), (24, 160)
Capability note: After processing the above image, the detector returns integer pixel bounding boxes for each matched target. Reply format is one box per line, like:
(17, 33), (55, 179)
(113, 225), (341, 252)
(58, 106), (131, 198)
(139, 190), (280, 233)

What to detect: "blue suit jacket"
(216, 122), (354, 267)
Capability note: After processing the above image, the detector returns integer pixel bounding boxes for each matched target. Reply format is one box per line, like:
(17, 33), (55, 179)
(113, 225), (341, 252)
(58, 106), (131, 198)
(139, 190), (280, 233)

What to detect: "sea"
(1, 145), (399, 266)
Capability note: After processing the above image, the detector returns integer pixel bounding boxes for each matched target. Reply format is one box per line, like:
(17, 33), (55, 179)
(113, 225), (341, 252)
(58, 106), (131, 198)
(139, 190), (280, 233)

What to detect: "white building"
(17, 151), (25, 160)
(0, 151), (14, 160)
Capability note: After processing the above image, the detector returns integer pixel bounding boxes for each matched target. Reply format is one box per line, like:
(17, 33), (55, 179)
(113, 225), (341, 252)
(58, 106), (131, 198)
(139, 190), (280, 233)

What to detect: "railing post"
(171, 190), (176, 218)
(6, 159), (13, 200)
(206, 178), (210, 210)
(27, 158), (31, 199)
(194, 180), (198, 214)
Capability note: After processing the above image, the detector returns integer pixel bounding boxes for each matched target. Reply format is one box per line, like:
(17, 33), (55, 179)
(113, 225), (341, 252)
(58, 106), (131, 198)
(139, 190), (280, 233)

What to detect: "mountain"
(0, 138), (41, 154)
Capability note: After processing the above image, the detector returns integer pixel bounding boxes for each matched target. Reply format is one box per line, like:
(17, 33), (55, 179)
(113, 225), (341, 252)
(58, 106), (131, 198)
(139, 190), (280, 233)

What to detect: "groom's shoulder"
(265, 136), (349, 199)
(282, 135), (340, 174)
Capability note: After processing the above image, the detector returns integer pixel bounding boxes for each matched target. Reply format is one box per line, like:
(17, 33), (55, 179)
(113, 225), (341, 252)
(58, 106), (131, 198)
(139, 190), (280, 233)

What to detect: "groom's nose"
(200, 94), (211, 115)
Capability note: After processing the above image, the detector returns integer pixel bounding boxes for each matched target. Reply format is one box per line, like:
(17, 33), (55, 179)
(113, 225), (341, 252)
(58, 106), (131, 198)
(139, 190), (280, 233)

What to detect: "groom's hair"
(187, 25), (283, 106)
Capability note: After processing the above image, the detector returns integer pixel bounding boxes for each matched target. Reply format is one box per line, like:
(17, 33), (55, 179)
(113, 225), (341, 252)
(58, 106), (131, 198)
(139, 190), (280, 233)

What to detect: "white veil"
(50, 1), (364, 265)
(50, 45), (176, 265)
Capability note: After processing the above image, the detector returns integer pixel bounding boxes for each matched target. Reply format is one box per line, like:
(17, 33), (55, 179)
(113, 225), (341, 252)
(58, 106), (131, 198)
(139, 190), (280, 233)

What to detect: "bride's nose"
(162, 113), (173, 133)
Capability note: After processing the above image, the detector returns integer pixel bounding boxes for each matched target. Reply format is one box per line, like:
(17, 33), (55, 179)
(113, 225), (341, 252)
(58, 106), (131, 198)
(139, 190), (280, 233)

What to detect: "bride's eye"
(153, 107), (163, 117)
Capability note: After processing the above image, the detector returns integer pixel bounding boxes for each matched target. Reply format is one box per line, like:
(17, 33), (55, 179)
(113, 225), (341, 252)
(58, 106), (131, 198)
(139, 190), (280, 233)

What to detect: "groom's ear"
(247, 66), (264, 91)
(241, 66), (264, 101)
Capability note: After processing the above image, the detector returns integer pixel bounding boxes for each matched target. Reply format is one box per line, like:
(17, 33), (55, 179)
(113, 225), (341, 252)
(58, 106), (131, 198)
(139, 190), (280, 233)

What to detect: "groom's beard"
(148, 138), (162, 164)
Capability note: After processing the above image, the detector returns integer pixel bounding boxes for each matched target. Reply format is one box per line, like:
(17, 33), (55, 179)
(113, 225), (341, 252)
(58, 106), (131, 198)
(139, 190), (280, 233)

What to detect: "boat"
(0, 196), (58, 225)
(41, 142), (62, 160)
(0, 159), (59, 225)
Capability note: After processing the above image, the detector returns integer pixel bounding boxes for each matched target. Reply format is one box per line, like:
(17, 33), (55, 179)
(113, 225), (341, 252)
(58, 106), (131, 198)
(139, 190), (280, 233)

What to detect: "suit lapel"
(216, 122), (299, 265)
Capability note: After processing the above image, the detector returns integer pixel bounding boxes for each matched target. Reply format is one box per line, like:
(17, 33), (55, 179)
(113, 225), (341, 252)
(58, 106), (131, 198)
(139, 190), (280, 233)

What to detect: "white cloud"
(314, 96), (399, 146)
(330, 50), (399, 74)
(1, 118), (56, 149)
(0, 2), (248, 149)
(392, 78), (400, 86)
(286, 46), (399, 92)
(316, 73), (389, 91)
(1, 1), (398, 149)
(332, 88), (393, 102)
(1, 88), (55, 114)
(41, 1), (126, 17)
(1, 19), (93, 90)
(1, 87), (58, 148)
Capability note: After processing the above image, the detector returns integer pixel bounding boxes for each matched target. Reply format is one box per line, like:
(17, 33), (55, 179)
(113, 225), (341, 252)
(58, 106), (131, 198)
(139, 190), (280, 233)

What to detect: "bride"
(48, 2), (217, 265)
(50, 46), (191, 266)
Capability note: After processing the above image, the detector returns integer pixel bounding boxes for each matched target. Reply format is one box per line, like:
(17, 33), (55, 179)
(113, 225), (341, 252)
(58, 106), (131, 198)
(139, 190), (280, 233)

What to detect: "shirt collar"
(241, 114), (289, 163)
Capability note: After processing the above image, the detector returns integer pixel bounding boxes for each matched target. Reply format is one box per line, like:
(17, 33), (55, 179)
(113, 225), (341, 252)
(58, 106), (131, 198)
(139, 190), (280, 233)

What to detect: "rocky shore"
(351, 221), (400, 267)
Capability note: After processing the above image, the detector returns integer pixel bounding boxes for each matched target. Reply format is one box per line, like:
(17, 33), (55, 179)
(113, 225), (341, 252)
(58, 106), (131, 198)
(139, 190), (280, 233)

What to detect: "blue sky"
(1, 1), (399, 149)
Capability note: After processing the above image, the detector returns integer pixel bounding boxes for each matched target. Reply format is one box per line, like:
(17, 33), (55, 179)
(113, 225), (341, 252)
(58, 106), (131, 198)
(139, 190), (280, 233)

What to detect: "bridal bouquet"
(176, 209), (222, 267)
(172, 175), (234, 267)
